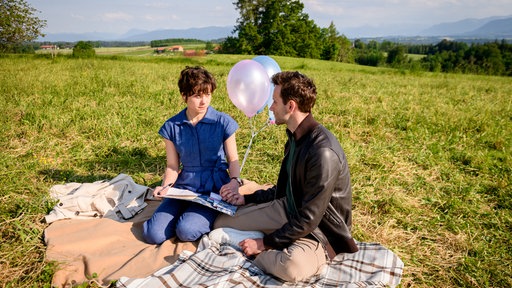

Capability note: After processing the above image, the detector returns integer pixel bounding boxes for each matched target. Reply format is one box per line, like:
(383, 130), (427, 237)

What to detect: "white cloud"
(26, 0), (512, 35)
(70, 13), (85, 20)
(213, 5), (226, 12)
(143, 14), (171, 21)
(144, 2), (171, 9)
(303, 0), (344, 15)
(102, 12), (133, 22)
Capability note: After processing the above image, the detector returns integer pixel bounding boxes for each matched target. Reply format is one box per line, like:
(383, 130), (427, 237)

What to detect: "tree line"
(220, 0), (511, 76)
(419, 39), (512, 76)
(2, 0), (511, 76)
(150, 38), (206, 48)
(346, 39), (512, 76)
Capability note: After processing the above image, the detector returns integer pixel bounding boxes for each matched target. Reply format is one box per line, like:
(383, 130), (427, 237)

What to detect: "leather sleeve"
(263, 147), (340, 249)
(244, 152), (289, 204)
(244, 185), (279, 204)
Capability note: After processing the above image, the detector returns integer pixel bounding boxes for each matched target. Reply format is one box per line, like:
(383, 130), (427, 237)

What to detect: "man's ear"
(288, 100), (297, 112)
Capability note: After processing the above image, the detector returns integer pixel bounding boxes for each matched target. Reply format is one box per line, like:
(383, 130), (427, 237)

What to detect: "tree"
(386, 45), (408, 66)
(355, 49), (385, 67)
(205, 41), (215, 52)
(0, 0), (46, 52)
(72, 41), (96, 58)
(225, 0), (322, 58)
(353, 39), (365, 50)
(320, 22), (340, 61)
(336, 34), (354, 63)
(353, 39), (384, 67)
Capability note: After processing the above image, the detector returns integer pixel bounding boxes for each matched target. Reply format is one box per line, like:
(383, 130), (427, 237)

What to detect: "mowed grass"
(37, 45), (210, 57)
(0, 52), (510, 287)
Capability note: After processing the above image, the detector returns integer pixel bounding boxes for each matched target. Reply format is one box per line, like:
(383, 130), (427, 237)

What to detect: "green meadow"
(0, 52), (510, 287)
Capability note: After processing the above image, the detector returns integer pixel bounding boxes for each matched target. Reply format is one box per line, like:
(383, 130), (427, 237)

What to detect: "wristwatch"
(231, 177), (243, 187)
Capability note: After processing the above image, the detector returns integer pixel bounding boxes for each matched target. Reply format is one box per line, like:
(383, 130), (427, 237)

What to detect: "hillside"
(1, 54), (511, 287)
(418, 15), (509, 36)
(466, 17), (512, 37)
(39, 26), (234, 42)
(38, 16), (512, 43)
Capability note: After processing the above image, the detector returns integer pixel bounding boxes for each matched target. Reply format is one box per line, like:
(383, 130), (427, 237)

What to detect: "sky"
(27, 0), (512, 37)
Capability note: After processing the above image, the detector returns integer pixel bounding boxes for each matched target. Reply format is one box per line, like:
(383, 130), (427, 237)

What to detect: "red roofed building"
(169, 45), (184, 52)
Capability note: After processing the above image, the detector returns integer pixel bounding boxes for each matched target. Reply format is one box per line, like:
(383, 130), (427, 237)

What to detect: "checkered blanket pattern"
(117, 237), (403, 288)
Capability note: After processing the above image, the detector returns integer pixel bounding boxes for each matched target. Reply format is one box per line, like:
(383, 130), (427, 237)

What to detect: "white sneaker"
(209, 228), (264, 251)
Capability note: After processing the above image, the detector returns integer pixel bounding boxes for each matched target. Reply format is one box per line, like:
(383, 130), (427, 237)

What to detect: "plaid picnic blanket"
(117, 236), (403, 288)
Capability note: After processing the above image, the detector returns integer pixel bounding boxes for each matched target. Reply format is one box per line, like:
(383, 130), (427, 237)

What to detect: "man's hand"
(219, 182), (245, 205)
(239, 238), (265, 256)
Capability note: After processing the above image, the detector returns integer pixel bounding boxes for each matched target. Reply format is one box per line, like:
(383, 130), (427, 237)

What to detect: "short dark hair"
(271, 71), (316, 113)
(178, 66), (217, 99)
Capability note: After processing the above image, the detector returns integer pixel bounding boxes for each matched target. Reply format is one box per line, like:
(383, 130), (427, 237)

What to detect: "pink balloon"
(227, 60), (271, 118)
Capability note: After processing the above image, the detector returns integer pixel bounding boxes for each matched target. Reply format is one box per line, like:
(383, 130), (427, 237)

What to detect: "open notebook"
(161, 187), (237, 216)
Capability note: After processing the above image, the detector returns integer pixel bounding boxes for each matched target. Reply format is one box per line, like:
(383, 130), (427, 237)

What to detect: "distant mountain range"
(38, 16), (512, 43)
(39, 26), (234, 42)
(417, 15), (512, 37)
(118, 26), (235, 42)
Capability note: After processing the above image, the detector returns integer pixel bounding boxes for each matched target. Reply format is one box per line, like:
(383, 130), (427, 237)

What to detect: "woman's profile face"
(183, 91), (212, 115)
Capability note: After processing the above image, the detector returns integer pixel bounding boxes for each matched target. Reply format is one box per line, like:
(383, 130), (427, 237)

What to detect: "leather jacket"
(245, 114), (359, 254)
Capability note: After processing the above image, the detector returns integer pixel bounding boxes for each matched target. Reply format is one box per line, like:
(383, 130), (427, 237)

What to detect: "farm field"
(37, 44), (209, 57)
(0, 52), (510, 287)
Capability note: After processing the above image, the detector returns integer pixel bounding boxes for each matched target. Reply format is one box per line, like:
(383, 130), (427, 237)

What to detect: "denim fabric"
(143, 106), (238, 244)
(143, 198), (219, 244)
(158, 106), (238, 193)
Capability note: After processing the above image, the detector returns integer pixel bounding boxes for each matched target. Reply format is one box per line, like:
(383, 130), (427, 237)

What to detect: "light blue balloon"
(253, 56), (281, 123)
(253, 56), (281, 79)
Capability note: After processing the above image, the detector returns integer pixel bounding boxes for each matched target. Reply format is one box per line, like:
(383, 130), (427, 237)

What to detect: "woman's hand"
(219, 180), (245, 205)
(152, 186), (165, 199)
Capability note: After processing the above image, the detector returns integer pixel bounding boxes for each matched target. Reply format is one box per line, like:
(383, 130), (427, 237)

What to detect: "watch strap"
(231, 177), (243, 187)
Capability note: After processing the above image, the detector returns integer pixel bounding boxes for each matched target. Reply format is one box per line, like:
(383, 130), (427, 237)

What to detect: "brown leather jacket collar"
(286, 113), (319, 142)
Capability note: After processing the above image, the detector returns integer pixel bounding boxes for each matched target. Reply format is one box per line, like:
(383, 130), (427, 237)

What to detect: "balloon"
(253, 56), (281, 123)
(253, 56), (281, 80)
(227, 60), (270, 118)
(258, 85), (276, 123)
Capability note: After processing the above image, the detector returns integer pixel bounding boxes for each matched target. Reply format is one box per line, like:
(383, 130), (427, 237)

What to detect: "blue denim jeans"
(143, 198), (219, 244)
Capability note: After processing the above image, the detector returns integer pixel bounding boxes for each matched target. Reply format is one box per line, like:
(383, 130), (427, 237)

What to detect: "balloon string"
(240, 117), (270, 173)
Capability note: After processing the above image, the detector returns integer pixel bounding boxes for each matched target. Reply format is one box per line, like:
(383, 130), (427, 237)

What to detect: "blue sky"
(27, 0), (512, 36)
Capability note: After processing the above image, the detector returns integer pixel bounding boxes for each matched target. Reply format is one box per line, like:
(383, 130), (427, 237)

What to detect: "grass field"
(0, 52), (511, 287)
(37, 45), (209, 57)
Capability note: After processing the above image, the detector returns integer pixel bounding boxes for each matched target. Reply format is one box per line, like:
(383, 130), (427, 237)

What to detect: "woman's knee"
(175, 219), (210, 242)
(143, 219), (171, 245)
(175, 211), (216, 241)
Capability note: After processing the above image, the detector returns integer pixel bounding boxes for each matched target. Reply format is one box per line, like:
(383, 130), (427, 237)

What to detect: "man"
(216, 71), (358, 283)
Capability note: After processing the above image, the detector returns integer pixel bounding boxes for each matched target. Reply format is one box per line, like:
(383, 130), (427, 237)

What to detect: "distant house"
(169, 45), (184, 52)
(40, 45), (57, 50)
(155, 47), (166, 54)
(183, 49), (206, 57)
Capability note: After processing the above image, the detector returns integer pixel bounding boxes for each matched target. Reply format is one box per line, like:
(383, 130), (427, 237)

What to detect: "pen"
(156, 183), (173, 196)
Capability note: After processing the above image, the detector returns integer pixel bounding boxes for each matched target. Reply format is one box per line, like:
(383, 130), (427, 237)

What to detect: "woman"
(143, 66), (242, 244)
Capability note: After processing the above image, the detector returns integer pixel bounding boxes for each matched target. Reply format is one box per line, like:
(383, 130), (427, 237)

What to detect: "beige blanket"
(44, 180), (269, 287)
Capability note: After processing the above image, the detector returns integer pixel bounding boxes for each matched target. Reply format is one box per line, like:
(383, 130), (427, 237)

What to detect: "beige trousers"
(214, 198), (327, 282)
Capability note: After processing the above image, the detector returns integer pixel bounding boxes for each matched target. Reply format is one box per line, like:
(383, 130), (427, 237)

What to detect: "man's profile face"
(269, 85), (289, 125)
